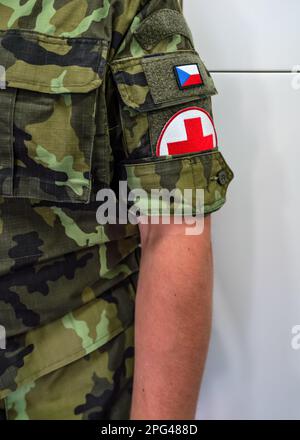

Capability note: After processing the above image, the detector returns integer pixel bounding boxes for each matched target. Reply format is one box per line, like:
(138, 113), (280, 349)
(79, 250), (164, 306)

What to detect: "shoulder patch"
(156, 107), (217, 157)
(174, 64), (203, 89)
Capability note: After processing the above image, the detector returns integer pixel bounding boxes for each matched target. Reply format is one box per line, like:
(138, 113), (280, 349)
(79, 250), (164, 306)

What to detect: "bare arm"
(130, 215), (213, 420)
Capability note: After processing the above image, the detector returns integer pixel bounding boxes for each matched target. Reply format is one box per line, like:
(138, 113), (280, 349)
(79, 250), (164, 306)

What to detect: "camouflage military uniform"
(0, 0), (234, 420)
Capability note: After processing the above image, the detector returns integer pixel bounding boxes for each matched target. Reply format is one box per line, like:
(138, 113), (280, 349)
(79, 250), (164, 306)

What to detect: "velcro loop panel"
(110, 50), (218, 112)
(134, 8), (194, 51)
(142, 50), (218, 106)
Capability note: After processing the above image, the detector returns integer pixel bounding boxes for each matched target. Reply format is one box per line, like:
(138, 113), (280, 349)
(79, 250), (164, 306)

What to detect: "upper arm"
(108, 0), (234, 220)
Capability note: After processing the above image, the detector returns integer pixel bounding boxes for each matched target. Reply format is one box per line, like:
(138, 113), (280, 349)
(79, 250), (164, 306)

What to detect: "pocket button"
(217, 170), (228, 186)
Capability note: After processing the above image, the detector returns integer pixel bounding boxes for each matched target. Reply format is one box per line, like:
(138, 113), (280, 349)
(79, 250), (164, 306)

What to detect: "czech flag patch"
(174, 64), (203, 89)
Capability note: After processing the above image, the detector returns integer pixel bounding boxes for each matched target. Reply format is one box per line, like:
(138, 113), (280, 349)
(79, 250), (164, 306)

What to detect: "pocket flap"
(0, 30), (108, 94)
(110, 50), (217, 112)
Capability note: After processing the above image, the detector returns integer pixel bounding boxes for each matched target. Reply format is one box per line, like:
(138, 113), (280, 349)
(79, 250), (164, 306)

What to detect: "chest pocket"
(109, 49), (218, 160)
(0, 30), (108, 203)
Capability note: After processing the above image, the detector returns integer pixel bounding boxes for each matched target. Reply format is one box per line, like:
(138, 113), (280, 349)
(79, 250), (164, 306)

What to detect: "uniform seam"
(204, 197), (227, 214)
(9, 175), (91, 203)
(8, 90), (16, 196)
(123, 150), (221, 168)
(6, 79), (102, 91)
(0, 29), (105, 42)
(147, 112), (156, 156)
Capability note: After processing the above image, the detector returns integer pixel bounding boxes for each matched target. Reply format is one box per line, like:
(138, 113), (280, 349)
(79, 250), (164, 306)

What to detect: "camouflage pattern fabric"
(4, 322), (135, 420)
(0, 0), (234, 418)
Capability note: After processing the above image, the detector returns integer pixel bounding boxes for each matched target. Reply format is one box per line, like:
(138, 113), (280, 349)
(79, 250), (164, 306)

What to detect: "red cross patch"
(156, 107), (217, 156)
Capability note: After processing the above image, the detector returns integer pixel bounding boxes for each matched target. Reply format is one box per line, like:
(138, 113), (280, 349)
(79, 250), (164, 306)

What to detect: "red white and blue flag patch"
(174, 64), (203, 88)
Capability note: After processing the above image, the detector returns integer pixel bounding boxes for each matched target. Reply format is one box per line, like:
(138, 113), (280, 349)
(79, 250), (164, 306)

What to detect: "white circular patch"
(156, 106), (218, 157)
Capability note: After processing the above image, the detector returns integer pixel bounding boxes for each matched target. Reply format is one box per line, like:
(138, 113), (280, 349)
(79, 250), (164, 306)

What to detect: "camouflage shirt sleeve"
(107, 0), (234, 216)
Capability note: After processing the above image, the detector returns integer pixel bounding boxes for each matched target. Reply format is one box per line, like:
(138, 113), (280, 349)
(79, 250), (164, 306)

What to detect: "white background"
(183, 0), (300, 419)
